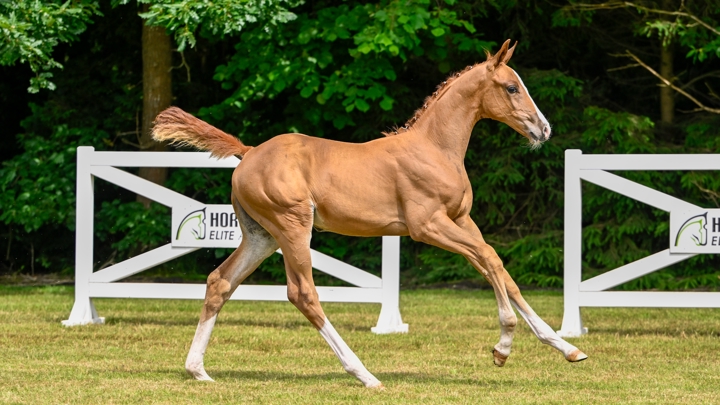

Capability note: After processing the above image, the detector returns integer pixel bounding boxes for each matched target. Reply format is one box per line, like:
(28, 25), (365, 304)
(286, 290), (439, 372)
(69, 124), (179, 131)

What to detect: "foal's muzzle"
(528, 124), (551, 143)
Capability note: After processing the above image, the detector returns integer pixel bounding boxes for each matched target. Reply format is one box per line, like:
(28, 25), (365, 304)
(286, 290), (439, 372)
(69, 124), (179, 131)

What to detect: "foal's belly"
(311, 194), (410, 237)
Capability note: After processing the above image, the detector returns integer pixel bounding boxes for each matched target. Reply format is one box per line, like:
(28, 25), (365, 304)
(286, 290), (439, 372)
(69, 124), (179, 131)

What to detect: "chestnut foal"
(153, 40), (587, 388)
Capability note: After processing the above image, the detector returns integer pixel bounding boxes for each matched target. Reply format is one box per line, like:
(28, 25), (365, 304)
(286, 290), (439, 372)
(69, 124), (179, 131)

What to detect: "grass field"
(1, 285), (719, 404)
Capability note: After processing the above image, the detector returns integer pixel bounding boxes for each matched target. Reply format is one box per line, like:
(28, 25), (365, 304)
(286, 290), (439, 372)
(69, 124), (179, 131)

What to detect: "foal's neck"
(411, 66), (489, 160)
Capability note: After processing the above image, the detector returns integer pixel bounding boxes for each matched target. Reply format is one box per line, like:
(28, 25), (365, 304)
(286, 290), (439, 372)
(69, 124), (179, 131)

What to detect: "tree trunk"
(659, 0), (675, 126)
(137, 4), (172, 208)
(659, 43), (674, 125)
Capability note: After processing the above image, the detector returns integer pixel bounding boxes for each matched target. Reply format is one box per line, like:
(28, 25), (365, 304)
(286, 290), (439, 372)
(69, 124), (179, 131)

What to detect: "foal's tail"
(152, 107), (252, 159)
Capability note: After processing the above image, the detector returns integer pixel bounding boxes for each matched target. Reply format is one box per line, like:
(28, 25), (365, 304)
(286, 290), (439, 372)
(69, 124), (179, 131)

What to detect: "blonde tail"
(152, 107), (252, 159)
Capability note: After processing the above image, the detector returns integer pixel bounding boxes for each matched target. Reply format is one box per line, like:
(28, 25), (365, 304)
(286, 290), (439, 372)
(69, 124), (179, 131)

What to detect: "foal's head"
(481, 40), (551, 148)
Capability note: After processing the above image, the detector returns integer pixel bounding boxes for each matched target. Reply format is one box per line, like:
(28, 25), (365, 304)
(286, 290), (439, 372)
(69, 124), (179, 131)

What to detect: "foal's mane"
(382, 62), (483, 137)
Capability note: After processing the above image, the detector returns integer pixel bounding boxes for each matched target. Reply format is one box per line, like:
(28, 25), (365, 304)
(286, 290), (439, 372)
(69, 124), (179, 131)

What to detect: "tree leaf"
(431, 27), (445, 37)
(354, 98), (370, 112)
(300, 86), (314, 98)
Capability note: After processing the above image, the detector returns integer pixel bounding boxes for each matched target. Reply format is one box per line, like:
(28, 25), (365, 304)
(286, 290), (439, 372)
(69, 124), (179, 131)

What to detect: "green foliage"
(551, 6), (594, 28)
(2, 0), (300, 93)
(636, 8), (720, 62)
(164, 167), (233, 204)
(95, 200), (169, 255)
(418, 249), (476, 283)
(123, 0), (303, 51)
(552, 0), (720, 62)
(0, 105), (108, 232)
(581, 106), (656, 153)
(0, 0), (101, 92)
(204, 0), (494, 138)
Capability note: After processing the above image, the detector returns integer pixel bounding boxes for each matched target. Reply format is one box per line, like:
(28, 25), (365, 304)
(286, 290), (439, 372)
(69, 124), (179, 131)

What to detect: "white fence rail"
(558, 150), (720, 337)
(63, 146), (408, 334)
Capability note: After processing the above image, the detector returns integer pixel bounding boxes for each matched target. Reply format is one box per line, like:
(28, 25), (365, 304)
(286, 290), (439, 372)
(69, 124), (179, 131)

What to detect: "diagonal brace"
(581, 170), (699, 213)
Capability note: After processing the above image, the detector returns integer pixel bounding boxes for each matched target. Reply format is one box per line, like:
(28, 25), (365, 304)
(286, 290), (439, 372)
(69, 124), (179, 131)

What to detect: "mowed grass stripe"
(1, 286), (718, 404)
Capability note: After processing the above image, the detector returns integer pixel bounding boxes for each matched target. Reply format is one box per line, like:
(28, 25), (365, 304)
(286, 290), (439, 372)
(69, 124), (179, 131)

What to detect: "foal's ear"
(487, 39), (516, 70)
(502, 41), (517, 64)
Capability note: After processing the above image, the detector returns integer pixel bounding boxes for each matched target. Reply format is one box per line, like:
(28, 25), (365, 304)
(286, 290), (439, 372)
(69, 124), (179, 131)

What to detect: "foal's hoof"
(492, 349), (508, 367)
(368, 382), (386, 390)
(195, 374), (215, 382)
(187, 368), (215, 382)
(566, 349), (588, 363)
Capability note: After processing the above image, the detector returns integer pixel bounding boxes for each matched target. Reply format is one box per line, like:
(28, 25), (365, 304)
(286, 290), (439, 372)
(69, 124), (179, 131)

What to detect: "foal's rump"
(233, 133), (410, 237)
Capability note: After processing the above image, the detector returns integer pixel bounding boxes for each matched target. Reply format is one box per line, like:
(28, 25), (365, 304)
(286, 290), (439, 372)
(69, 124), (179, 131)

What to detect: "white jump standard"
(559, 149), (720, 338)
(64, 147), (407, 333)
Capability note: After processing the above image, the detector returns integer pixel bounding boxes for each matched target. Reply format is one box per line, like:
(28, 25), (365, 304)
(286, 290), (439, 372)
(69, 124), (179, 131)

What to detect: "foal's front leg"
(409, 212), (519, 365)
(502, 270), (587, 362)
(455, 215), (587, 363)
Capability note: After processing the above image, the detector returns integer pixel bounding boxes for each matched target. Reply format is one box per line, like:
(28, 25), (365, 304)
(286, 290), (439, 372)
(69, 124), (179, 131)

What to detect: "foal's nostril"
(542, 125), (551, 139)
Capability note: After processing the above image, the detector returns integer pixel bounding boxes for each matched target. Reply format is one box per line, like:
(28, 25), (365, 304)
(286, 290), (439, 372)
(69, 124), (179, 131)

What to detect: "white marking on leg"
(318, 318), (383, 388)
(511, 302), (586, 360)
(186, 314), (217, 381)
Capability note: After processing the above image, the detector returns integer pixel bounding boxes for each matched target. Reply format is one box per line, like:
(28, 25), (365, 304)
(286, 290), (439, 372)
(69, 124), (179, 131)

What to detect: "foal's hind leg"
(268, 209), (383, 388)
(185, 204), (278, 381)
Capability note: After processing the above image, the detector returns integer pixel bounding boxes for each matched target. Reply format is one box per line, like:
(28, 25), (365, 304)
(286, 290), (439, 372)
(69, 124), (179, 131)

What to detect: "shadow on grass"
(206, 369), (512, 387)
(103, 317), (199, 327)
(104, 316), (310, 329)
(0, 285), (73, 295)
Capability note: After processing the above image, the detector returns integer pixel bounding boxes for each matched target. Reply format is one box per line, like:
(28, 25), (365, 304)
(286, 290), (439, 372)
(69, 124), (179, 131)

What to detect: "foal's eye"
(507, 85), (519, 94)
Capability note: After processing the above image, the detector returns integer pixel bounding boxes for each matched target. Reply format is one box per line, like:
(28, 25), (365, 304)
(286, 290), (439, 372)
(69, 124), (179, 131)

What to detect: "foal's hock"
(153, 39), (587, 388)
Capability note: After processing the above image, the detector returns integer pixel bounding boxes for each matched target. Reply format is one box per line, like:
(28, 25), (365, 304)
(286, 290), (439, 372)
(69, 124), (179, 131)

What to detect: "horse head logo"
(176, 208), (207, 241)
(674, 212), (708, 247)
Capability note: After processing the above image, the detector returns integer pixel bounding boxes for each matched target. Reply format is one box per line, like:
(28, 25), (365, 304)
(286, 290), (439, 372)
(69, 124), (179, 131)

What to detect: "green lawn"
(1, 285), (719, 404)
